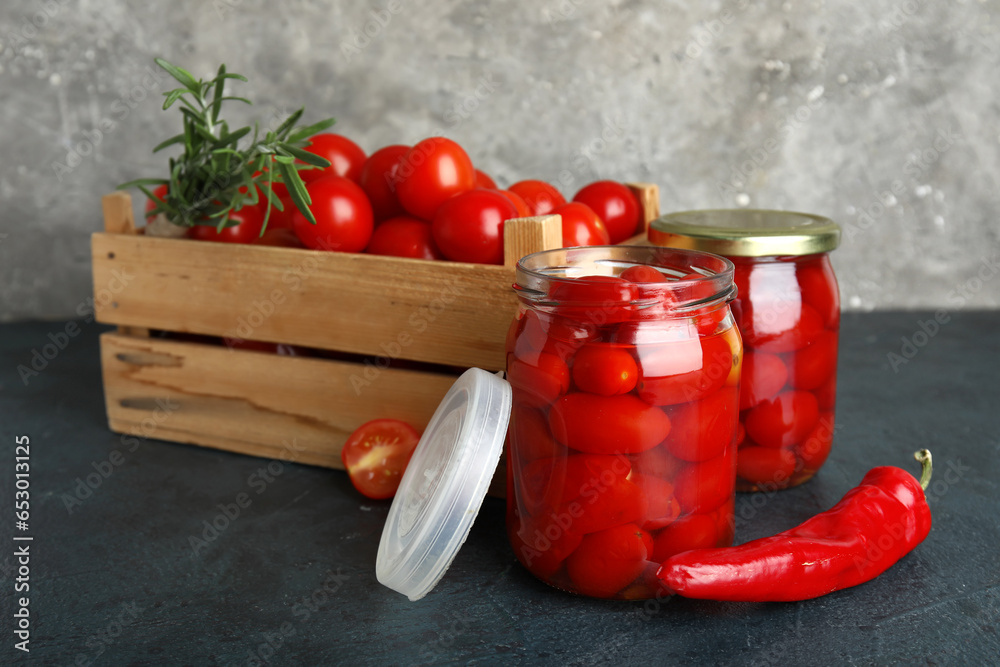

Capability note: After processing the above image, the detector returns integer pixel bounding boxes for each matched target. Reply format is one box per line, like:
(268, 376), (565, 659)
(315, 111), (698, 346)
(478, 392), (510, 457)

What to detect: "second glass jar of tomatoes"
(650, 210), (841, 492)
(505, 246), (742, 599)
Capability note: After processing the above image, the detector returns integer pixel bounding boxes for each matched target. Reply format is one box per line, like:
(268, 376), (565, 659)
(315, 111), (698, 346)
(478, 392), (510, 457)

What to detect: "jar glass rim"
(514, 245), (735, 312)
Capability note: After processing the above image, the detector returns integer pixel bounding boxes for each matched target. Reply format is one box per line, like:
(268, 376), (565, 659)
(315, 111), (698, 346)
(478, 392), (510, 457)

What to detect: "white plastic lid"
(376, 367), (511, 601)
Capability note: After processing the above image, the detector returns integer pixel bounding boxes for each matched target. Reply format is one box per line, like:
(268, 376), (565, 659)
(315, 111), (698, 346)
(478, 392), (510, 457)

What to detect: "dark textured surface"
(1, 312), (998, 665)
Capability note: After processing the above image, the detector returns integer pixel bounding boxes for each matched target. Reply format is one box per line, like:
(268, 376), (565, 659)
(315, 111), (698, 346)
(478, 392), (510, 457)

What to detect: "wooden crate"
(92, 185), (659, 492)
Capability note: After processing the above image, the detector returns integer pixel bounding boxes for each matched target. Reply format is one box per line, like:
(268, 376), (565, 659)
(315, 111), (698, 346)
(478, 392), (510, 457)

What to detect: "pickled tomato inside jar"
(733, 253), (839, 491)
(505, 247), (742, 599)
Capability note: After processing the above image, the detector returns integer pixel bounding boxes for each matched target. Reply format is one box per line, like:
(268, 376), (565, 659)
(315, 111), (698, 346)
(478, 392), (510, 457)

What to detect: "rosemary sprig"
(119, 58), (335, 234)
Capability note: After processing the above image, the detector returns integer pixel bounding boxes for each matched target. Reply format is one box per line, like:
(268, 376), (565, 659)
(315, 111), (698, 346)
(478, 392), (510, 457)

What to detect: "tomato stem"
(913, 449), (933, 491)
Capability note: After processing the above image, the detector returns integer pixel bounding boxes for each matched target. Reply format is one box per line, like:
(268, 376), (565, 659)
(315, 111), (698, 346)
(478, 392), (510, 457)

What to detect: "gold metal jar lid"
(649, 209), (841, 257)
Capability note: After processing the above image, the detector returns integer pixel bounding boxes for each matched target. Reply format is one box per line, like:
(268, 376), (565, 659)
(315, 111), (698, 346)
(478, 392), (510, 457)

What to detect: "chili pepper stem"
(914, 449), (933, 491)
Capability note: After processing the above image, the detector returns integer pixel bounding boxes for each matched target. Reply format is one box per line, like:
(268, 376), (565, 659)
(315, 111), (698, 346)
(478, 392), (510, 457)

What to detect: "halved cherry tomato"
(366, 216), (443, 259)
(188, 204), (264, 244)
(744, 389), (820, 448)
(396, 137), (476, 220)
(358, 144), (409, 222)
(673, 453), (735, 514)
(507, 351), (570, 408)
(787, 329), (838, 390)
(475, 169), (497, 189)
(739, 351), (789, 410)
(548, 393), (671, 454)
(292, 176), (374, 252)
(340, 418), (421, 499)
(553, 202), (610, 247)
(664, 387), (738, 462)
(301, 133), (367, 183)
(570, 343), (638, 396)
(566, 523), (649, 598)
(572, 180), (642, 244)
(508, 180), (566, 216)
(736, 446), (797, 486)
(431, 188), (517, 264)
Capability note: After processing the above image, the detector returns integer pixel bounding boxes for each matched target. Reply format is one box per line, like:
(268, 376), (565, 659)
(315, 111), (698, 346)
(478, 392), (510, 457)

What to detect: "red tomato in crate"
(548, 393), (672, 454)
(651, 512), (720, 562)
(301, 133), (367, 183)
(340, 419), (421, 499)
(566, 523), (649, 598)
(366, 216), (442, 260)
(744, 389), (820, 449)
(475, 169), (497, 189)
(144, 184), (168, 218)
(552, 202), (610, 247)
(358, 144), (410, 222)
(739, 351), (789, 410)
(254, 227), (305, 248)
(188, 204), (264, 244)
(664, 387), (738, 463)
(509, 180), (566, 216)
(291, 176), (374, 252)
(570, 344), (639, 396)
(431, 189), (518, 264)
(396, 137), (476, 220)
(787, 329), (838, 390)
(673, 453), (735, 515)
(572, 180), (642, 244)
(497, 190), (532, 218)
(507, 350), (570, 408)
(736, 446), (798, 487)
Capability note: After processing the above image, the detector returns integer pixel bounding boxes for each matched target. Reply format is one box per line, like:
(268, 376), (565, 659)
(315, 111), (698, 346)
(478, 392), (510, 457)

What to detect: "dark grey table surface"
(1, 312), (999, 666)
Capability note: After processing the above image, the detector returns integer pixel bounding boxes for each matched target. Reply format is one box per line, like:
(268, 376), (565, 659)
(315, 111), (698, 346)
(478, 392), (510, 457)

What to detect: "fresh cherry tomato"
(744, 389), (820, 448)
(621, 265), (667, 283)
(300, 133), (367, 183)
(673, 454), (735, 514)
(396, 137), (476, 220)
(254, 227), (305, 248)
(340, 418), (421, 500)
(570, 344), (638, 395)
(572, 180), (642, 244)
(365, 216), (443, 260)
(291, 176), (374, 252)
(508, 180), (566, 216)
(144, 184), (168, 219)
(188, 205), (264, 244)
(736, 446), (797, 486)
(552, 202), (610, 247)
(358, 144), (410, 222)
(664, 387), (738, 462)
(566, 523), (649, 598)
(431, 188), (517, 264)
(507, 350), (570, 408)
(496, 190), (532, 218)
(548, 393), (672, 454)
(636, 333), (734, 406)
(475, 169), (497, 189)
(739, 351), (789, 410)
(787, 329), (838, 390)
(652, 513), (720, 562)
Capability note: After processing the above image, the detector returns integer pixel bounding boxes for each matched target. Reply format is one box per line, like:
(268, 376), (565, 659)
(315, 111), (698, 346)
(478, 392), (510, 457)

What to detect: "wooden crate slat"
(92, 234), (519, 370)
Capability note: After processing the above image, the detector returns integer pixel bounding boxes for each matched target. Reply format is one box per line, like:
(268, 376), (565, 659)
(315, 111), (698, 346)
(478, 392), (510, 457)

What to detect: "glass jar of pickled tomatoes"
(650, 210), (841, 492)
(504, 246), (742, 599)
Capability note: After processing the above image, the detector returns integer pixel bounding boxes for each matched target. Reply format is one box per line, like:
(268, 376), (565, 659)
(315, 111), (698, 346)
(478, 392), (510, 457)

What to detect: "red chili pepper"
(657, 450), (933, 602)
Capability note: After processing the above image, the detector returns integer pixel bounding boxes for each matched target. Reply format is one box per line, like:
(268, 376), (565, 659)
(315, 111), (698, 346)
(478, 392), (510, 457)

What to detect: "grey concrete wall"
(1, 0), (997, 322)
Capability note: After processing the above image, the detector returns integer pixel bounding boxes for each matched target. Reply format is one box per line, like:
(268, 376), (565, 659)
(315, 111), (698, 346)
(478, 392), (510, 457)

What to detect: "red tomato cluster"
(506, 268), (742, 599)
(732, 254), (840, 491)
(158, 134), (644, 261)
